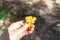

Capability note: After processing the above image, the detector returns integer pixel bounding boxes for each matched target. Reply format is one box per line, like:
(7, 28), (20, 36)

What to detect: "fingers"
(30, 27), (34, 31)
(8, 20), (35, 30)
(15, 20), (24, 25)
(8, 20), (35, 34)
(29, 25), (35, 31)
(25, 25), (35, 35)
(16, 23), (28, 34)
(8, 21), (24, 31)
(27, 28), (34, 34)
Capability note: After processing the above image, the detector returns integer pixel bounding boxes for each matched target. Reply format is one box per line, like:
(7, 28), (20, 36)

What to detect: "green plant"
(0, 8), (11, 36)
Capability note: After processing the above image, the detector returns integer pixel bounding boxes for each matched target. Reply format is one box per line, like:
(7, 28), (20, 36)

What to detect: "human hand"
(8, 20), (35, 40)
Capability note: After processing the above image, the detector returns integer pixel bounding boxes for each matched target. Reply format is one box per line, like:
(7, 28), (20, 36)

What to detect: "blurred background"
(0, 0), (60, 40)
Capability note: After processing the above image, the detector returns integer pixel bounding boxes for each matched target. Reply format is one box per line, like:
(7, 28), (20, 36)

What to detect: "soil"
(0, 0), (60, 40)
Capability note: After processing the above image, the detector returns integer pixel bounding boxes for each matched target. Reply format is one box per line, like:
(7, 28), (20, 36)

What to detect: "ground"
(0, 0), (60, 40)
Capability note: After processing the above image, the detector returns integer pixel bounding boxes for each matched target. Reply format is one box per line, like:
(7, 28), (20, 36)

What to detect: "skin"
(7, 20), (35, 40)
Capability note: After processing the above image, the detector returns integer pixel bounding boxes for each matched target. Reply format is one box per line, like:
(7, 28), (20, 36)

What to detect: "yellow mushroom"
(25, 16), (37, 29)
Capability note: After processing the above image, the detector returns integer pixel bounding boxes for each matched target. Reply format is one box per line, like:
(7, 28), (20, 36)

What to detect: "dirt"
(0, 0), (60, 40)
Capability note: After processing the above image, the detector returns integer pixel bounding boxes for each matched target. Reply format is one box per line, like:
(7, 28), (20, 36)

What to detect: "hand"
(8, 20), (35, 40)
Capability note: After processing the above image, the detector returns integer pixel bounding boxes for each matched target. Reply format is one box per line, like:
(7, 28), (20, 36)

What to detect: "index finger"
(8, 20), (24, 31)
